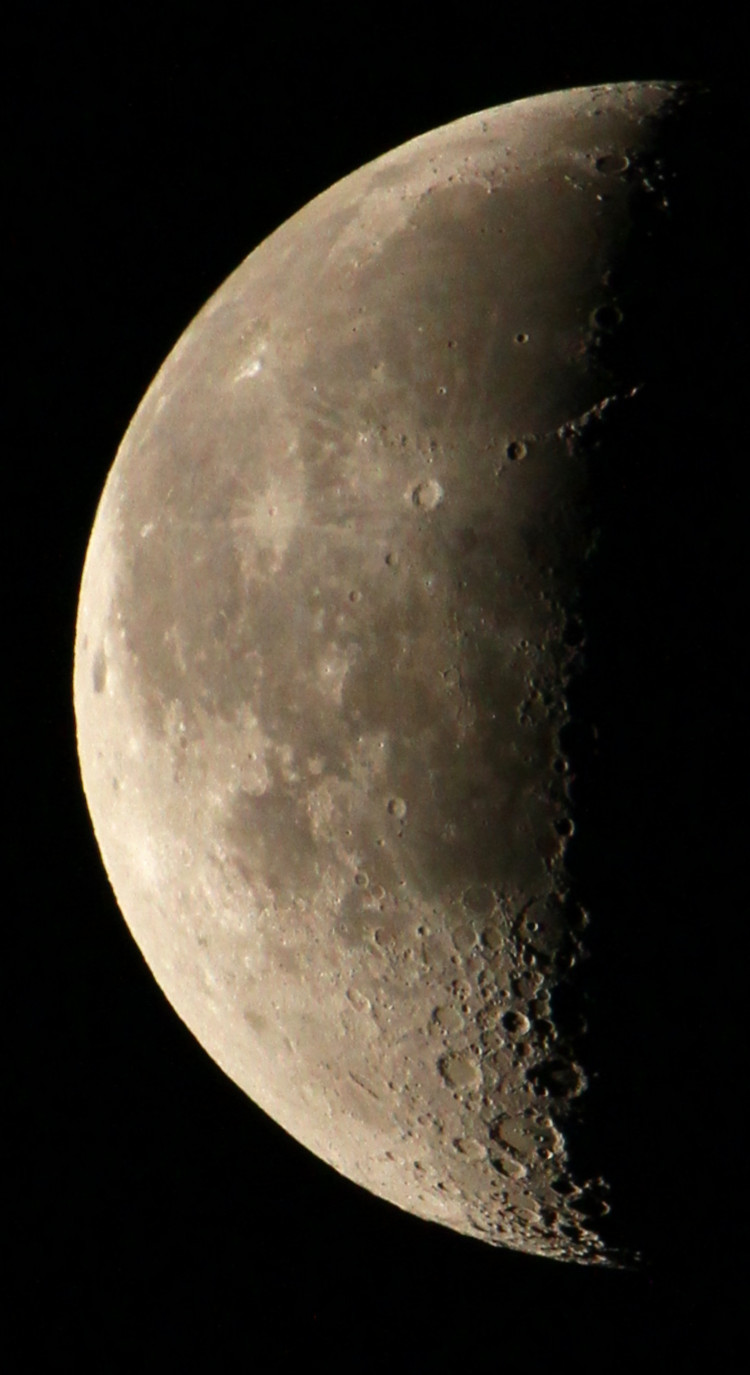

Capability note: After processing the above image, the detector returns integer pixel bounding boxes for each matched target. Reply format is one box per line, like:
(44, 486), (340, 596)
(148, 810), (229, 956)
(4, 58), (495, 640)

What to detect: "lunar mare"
(75, 82), (708, 1264)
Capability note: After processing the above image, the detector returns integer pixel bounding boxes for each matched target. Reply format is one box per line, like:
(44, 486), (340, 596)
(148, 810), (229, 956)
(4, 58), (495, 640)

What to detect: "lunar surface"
(74, 81), (723, 1265)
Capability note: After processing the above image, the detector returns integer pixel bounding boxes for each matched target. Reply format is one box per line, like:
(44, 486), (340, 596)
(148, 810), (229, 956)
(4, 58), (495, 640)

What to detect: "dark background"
(10, 2), (745, 1367)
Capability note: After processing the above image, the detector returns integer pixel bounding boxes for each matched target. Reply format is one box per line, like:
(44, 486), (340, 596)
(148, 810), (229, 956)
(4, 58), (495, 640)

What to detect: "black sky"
(10, 3), (745, 1367)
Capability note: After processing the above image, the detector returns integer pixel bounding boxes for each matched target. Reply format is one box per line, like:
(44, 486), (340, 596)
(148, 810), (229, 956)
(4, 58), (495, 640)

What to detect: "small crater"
(528, 1058), (585, 1098)
(502, 1011), (531, 1036)
(481, 923), (505, 952)
(514, 332), (529, 344)
(551, 1176), (578, 1196)
(387, 797), (407, 819)
(462, 884), (495, 917)
(348, 590), (362, 603)
(438, 1052), (481, 1091)
(515, 1206), (541, 1226)
(412, 479), (444, 510)
(490, 1153), (527, 1181)
(384, 551), (399, 567)
(453, 1137), (486, 1160)
(354, 871), (369, 887)
(513, 972), (543, 1000)
(506, 440), (527, 462)
(591, 303), (623, 331)
(453, 923), (480, 956)
(347, 987), (372, 1013)
(595, 153), (630, 174)
(434, 1004), (465, 1032)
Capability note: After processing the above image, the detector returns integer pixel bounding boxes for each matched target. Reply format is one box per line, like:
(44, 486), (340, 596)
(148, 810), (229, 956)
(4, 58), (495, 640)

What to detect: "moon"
(74, 81), (717, 1266)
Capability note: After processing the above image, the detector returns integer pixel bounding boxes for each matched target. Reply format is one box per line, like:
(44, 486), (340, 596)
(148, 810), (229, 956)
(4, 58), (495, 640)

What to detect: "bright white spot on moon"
(235, 340), (267, 381)
(236, 356), (264, 380)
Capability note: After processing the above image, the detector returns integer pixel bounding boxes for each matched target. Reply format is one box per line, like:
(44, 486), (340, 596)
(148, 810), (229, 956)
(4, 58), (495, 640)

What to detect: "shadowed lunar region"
(74, 82), (741, 1267)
